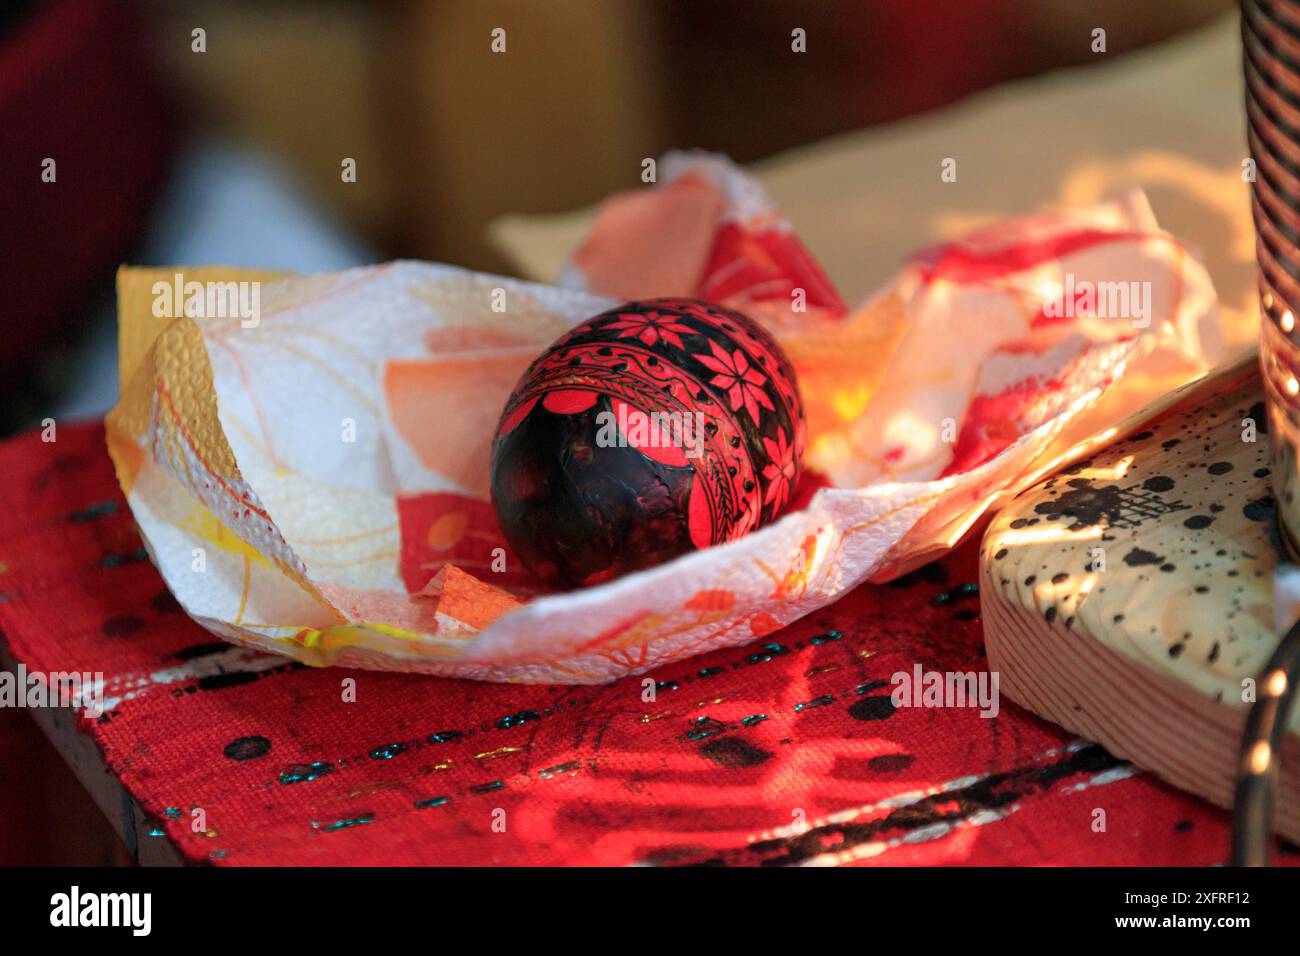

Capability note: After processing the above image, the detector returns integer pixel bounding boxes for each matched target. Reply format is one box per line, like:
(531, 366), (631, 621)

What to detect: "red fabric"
(0, 423), (1294, 866)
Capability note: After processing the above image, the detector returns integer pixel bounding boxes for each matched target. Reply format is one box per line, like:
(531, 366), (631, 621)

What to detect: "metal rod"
(1231, 608), (1300, 865)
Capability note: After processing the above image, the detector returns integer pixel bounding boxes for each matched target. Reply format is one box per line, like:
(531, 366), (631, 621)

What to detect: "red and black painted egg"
(490, 297), (805, 589)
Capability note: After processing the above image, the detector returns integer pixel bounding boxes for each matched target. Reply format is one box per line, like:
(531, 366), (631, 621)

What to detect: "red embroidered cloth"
(0, 423), (1289, 866)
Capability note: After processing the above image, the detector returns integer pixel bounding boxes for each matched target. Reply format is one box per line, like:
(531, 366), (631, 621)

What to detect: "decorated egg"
(490, 297), (805, 589)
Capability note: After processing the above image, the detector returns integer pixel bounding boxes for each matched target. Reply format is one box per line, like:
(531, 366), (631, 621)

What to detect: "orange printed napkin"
(107, 152), (1217, 682)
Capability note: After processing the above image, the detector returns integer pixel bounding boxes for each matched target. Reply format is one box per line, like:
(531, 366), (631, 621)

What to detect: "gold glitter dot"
(474, 746), (523, 761)
(1284, 310), (1295, 333)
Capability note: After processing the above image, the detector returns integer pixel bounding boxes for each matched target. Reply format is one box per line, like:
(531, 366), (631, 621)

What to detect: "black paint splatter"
(848, 696), (896, 721)
(173, 642), (231, 661)
(101, 615), (144, 638)
(1243, 496), (1275, 522)
(1123, 548), (1164, 567)
(700, 737), (773, 767)
(198, 671), (260, 691)
(224, 736), (272, 760)
(1033, 479), (1124, 530)
(150, 589), (182, 614)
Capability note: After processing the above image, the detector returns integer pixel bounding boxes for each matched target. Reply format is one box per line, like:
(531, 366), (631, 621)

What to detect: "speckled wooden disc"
(981, 359), (1300, 841)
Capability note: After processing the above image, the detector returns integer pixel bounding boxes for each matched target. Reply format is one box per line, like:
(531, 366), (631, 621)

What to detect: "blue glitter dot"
(746, 643), (789, 665)
(495, 710), (541, 730)
(279, 761), (333, 785)
(794, 695), (836, 712)
(313, 813), (374, 832)
(687, 716), (725, 740)
(369, 742), (408, 760)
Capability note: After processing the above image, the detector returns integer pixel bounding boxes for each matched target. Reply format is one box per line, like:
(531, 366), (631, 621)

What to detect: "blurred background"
(2, 0), (1235, 434)
(0, 0), (1235, 863)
